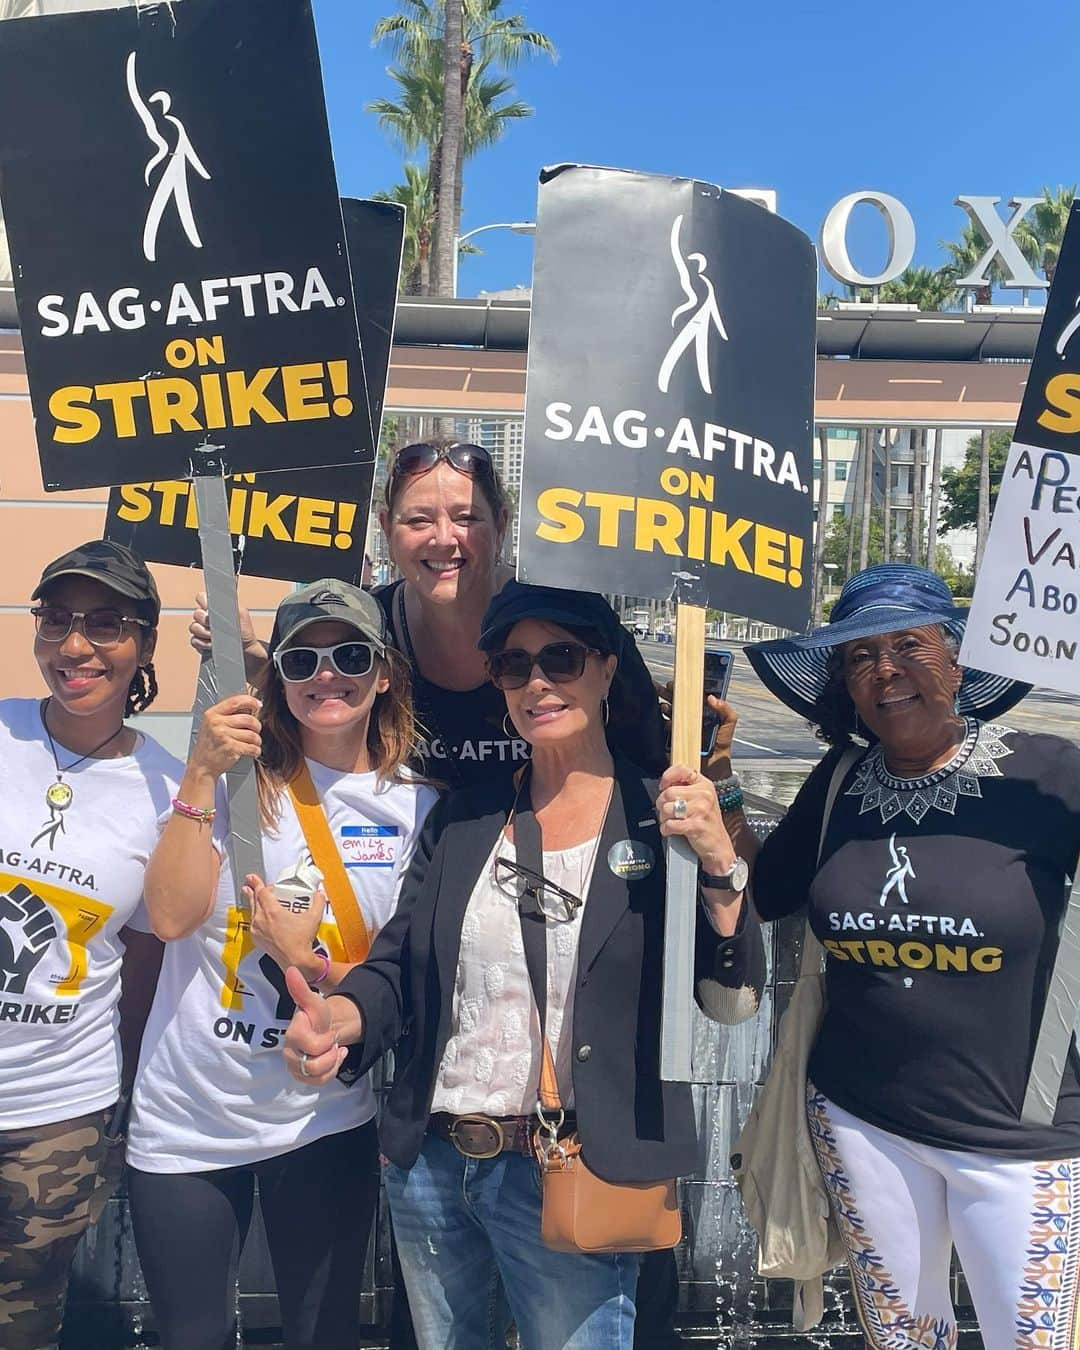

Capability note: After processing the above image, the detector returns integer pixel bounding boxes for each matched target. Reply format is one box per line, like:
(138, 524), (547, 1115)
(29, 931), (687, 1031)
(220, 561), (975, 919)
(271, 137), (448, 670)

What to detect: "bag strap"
(286, 762), (372, 965)
(799, 746), (862, 980)
(513, 767), (567, 1114)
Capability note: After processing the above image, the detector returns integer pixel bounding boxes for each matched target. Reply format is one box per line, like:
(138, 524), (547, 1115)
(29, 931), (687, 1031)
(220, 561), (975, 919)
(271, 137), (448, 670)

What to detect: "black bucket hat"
(746, 563), (1029, 722)
(32, 540), (161, 623)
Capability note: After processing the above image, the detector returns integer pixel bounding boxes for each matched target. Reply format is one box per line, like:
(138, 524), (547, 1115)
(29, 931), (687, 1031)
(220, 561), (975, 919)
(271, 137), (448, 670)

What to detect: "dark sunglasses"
(494, 857), (582, 923)
(390, 442), (494, 484)
(272, 641), (377, 683)
(488, 641), (599, 691)
(31, 606), (150, 647)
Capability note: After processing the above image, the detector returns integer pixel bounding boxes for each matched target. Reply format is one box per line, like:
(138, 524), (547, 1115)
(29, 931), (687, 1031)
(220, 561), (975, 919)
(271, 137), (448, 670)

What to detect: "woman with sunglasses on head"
(0, 541), (177, 1350)
(281, 581), (764, 1350)
(126, 580), (437, 1350)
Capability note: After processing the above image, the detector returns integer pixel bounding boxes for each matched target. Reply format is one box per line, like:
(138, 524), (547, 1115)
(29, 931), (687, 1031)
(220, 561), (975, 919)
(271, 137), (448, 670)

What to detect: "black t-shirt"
(373, 582), (529, 792)
(754, 721), (1080, 1158)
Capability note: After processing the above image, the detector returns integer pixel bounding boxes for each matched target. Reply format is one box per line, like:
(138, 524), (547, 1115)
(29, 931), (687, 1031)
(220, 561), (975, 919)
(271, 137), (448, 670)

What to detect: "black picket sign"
(103, 198), (405, 584)
(1014, 203), (1080, 457)
(517, 165), (816, 630)
(0, 0), (371, 491)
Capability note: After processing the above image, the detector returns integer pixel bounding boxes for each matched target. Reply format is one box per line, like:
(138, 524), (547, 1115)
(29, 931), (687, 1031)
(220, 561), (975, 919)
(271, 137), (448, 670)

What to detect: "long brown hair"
(253, 643), (418, 830)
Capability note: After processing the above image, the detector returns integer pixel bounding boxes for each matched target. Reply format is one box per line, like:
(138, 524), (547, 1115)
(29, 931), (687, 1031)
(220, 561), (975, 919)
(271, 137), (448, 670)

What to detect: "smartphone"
(701, 648), (734, 756)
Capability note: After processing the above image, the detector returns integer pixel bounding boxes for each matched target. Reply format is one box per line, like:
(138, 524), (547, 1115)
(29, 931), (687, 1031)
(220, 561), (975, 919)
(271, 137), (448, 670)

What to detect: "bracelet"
(718, 786), (744, 814)
(311, 950), (330, 985)
(171, 797), (216, 824)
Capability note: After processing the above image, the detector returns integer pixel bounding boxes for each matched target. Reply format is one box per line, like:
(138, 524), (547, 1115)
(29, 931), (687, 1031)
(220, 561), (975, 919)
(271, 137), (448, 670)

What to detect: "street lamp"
(823, 562), (840, 598)
(452, 220), (536, 298)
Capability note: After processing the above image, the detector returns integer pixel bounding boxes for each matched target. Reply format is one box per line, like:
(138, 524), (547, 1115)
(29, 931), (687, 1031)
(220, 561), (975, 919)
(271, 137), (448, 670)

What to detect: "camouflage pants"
(0, 1109), (108, 1350)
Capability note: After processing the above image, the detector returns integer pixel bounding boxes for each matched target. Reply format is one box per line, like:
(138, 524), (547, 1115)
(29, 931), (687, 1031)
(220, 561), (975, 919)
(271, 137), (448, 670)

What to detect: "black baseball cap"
(32, 540), (161, 623)
(478, 580), (624, 653)
(269, 579), (388, 656)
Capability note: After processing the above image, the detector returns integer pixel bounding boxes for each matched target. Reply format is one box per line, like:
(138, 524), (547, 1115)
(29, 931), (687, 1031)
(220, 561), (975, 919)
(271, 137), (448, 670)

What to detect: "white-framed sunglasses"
(272, 641), (377, 683)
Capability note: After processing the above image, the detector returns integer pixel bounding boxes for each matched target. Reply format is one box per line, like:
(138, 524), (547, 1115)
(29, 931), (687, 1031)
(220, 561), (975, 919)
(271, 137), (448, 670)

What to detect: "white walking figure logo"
(656, 214), (728, 396)
(126, 51), (211, 264)
(878, 833), (915, 906)
(1055, 297), (1080, 359)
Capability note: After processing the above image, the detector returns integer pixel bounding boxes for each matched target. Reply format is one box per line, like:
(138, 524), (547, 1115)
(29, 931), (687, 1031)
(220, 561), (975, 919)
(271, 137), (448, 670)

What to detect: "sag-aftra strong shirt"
(754, 721), (1080, 1158)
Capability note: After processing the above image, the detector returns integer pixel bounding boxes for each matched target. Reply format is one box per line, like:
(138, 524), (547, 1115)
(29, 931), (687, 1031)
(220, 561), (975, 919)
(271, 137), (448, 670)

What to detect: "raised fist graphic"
(0, 883), (57, 994)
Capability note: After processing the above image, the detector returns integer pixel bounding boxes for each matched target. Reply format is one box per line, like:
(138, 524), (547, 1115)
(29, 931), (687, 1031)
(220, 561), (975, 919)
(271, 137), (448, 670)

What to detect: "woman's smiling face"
(841, 624), (962, 754)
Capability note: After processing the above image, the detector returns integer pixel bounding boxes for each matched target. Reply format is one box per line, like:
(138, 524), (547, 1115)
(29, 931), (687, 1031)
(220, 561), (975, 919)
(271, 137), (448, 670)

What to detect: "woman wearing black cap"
(127, 580), (437, 1350)
(742, 563), (1080, 1344)
(0, 540), (177, 1350)
(280, 581), (764, 1350)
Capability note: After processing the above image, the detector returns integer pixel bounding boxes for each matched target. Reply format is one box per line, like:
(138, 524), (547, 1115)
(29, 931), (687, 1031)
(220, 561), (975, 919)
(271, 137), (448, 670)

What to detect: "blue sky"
(315, 0), (1080, 298)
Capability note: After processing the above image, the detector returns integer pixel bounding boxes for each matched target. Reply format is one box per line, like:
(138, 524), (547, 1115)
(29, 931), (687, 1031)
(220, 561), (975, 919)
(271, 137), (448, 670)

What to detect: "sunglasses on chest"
(487, 641), (600, 691)
(273, 641), (377, 683)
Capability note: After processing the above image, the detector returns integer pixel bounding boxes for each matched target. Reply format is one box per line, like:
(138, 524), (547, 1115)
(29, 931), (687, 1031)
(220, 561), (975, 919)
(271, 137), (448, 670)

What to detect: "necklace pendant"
(46, 779), (73, 812)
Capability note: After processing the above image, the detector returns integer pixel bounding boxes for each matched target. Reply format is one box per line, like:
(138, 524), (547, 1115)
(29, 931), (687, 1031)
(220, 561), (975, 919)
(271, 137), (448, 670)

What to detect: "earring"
(502, 712), (516, 738)
(601, 696), (610, 726)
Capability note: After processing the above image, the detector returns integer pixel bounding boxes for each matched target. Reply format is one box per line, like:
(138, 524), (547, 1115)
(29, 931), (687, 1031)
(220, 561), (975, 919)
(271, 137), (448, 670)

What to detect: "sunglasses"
(488, 641), (599, 691)
(31, 606), (150, 648)
(390, 442), (494, 484)
(272, 641), (377, 683)
(494, 857), (582, 924)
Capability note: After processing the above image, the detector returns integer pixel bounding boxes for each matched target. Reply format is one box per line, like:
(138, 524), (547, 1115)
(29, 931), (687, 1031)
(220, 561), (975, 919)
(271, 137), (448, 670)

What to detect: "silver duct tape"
(188, 650), (219, 758)
(193, 476), (265, 903)
(1022, 878), (1080, 1126)
(660, 836), (698, 1082)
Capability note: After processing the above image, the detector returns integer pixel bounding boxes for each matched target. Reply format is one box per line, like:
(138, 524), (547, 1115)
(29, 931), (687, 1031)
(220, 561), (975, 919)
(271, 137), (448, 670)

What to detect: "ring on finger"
(672, 797), (688, 820)
(298, 1051), (310, 1079)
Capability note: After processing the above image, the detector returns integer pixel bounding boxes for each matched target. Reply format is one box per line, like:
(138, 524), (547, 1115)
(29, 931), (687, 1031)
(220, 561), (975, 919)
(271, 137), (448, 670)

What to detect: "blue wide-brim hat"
(746, 563), (1030, 723)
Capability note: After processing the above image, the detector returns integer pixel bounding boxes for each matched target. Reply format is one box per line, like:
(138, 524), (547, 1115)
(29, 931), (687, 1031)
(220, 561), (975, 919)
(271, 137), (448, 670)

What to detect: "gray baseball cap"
(269, 579), (388, 655)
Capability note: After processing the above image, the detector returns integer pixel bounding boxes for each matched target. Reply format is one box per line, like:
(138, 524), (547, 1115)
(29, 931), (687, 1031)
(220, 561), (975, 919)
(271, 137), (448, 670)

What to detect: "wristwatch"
(700, 857), (749, 892)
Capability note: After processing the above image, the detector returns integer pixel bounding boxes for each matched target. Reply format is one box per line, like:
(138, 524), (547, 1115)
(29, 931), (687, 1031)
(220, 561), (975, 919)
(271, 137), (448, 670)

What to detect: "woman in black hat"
(127, 580), (438, 1350)
(0, 540), (177, 1350)
(743, 562), (1080, 1345)
(279, 581), (764, 1350)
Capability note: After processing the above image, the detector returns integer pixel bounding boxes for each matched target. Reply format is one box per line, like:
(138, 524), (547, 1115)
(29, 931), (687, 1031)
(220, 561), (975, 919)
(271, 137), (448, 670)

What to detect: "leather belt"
(428, 1111), (576, 1160)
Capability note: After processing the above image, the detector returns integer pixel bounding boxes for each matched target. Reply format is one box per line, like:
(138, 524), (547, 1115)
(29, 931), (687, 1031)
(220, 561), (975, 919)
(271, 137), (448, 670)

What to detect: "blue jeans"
(385, 1134), (640, 1350)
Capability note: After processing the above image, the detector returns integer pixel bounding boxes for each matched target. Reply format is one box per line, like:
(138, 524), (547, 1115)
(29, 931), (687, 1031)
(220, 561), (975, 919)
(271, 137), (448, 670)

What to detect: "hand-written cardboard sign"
(0, 0), (371, 490)
(963, 203), (1080, 692)
(518, 165), (816, 629)
(102, 199), (404, 584)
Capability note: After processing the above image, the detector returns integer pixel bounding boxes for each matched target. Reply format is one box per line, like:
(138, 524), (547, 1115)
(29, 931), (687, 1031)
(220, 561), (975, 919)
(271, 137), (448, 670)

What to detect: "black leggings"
(128, 1119), (379, 1350)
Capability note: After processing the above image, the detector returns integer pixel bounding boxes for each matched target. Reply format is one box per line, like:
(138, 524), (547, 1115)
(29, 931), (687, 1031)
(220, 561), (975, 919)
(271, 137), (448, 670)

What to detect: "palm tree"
(1016, 185), (1077, 286)
(433, 0), (464, 294)
(879, 267), (959, 311)
(372, 1), (555, 290)
(372, 163), (434, 294)
(812, 426), (829, 626)
(926, 428), (944, 572)
(858, 428), (874, 571)
(976, 427), (991, 571)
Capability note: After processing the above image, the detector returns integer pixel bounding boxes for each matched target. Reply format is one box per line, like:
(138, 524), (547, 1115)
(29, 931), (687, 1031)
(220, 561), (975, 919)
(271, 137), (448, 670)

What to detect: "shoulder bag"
(287, 763), (372, 964)
(730, 746), (860, 1331)
(514, 770), (682, 1253)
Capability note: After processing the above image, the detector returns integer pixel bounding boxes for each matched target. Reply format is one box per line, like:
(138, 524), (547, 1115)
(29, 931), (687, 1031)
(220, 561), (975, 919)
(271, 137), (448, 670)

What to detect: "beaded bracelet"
(718, 786), (744, 814)
(171, 797), (216, 824)
(311, 951), (331, 985)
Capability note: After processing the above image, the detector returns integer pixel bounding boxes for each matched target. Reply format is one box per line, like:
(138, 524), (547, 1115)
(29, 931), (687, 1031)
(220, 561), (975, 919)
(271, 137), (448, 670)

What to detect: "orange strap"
(287, 763), (372, 964)
(539, 1037), (562, 1113)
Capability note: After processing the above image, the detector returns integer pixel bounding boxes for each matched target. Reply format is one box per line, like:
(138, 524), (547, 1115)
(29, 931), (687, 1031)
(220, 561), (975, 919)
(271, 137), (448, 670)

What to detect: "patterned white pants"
(806, 1085), (1080, 1350)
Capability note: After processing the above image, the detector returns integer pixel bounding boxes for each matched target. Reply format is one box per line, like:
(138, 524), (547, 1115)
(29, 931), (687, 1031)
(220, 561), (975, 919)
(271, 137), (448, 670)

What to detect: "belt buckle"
(449, 1114), (505, 1159)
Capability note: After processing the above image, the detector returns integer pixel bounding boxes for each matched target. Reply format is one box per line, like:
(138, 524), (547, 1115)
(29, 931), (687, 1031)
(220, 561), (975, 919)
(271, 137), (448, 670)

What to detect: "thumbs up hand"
(282, 966), (360, 1086)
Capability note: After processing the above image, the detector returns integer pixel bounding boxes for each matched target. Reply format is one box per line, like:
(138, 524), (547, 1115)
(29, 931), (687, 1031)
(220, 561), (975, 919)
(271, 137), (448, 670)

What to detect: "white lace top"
(430, 832), (601, 1116)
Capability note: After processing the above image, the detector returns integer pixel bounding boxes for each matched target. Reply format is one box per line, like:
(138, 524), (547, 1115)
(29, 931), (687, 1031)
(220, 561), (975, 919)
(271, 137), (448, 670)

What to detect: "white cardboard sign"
(961, 440), (1080, 692)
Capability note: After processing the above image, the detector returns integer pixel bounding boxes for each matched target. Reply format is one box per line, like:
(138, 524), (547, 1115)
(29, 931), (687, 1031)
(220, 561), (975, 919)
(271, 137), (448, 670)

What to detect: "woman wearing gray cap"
(127, 580), (437, 1350)
(0, 540), (178, 1350)
(743, 563), (1080, 1346)
(280, 581), (763, 1350)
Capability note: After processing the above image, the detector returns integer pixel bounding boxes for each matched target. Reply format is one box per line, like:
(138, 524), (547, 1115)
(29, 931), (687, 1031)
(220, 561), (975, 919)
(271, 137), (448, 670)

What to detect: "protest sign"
(518, 165), (817, 631)
(962, 203), (1080, 693)
(0, 0), (371, 490)
(103, 199), (405, 583)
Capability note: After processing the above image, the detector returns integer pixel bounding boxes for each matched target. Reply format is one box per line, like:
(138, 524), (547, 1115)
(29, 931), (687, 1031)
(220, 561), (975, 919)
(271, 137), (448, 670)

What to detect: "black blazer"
(337, 756), (764, 1183)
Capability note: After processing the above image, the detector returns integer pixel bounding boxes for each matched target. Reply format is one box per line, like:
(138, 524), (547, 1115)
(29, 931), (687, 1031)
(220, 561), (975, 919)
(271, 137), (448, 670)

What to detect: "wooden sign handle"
(660, 602), (706, 1082)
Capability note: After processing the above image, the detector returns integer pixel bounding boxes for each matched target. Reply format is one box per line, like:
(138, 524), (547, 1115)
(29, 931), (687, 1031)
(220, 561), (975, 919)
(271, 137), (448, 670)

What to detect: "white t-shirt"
(129, 760), (437, 1172)
(0, 698), (181, 1130)
(431, 834), (600, 1117)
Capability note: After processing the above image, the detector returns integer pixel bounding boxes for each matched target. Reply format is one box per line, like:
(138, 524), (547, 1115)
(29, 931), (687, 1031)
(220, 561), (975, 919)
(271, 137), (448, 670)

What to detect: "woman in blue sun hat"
(740, 562), (1080, 1347)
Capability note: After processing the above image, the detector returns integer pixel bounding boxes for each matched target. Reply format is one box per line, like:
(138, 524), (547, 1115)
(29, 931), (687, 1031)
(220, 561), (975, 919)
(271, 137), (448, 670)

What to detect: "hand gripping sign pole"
(193, 469), (265, 894)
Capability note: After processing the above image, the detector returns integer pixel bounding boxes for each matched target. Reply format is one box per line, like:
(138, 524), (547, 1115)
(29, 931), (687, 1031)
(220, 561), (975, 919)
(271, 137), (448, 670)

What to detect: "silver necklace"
(34, 699), (124, 844)
(845, 719), (1014, 825)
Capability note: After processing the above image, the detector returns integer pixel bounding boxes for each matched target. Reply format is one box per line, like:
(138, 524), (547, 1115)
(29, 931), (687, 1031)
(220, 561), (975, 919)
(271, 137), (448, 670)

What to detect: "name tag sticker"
(607, 839), (655, 880)
(340, 825), (399, 868)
